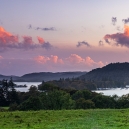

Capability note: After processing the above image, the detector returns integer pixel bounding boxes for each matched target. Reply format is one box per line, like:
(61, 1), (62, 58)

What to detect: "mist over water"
(14, 82), (41, 92)
(14, 82), (129, 96)
(95, 88), (129, 96)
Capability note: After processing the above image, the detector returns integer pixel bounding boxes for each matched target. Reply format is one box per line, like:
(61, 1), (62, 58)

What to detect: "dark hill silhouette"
(0, 72), (87, 82)
(80, 62), (129, 86)
(20, 72), (87, 82)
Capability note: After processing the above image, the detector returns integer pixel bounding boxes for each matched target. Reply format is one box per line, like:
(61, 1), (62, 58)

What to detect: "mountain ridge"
(80, 62), (129, 84)
(0, 71), (87, 82)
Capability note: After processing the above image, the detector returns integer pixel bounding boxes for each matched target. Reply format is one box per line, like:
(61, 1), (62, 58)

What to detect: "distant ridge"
(0, 71), (87, 82)
(20, 72), (87, 82)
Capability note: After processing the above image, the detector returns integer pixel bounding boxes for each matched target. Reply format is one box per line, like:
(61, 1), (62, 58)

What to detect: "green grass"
(1, 109), (129, 129)
(2, 107), (9, 110)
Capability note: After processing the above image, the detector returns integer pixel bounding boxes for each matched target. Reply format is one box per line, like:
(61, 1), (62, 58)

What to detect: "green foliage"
(92, 94), (115, 108)
(0, 78), (19, 106)
(38, 83), (60, 92)
(18, 96), (42, 111)
(9, 103), (18, 111)
(116, 94), (129, 108)
(72, 90), (92, 100)
(41, 79), (97, 91)
(76, 98), (95, 109)
(40, 90), (75, 110)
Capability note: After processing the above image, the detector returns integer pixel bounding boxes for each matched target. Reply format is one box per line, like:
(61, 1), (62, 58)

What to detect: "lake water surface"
(94, 88), (129, 96)
(14, 82), (129, 96)
(14, 82), (41, 92)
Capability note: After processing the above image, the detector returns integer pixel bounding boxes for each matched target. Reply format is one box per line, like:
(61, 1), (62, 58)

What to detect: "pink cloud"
(0, 54), (105, 75)
(50, 55), (64, 64)
(0, 26), (53, 50)
(104, 25), (129, 47)
(66, 54), (84, 64)
(35, 54), (104, 69)
(66, 54), (104, 67)
(35, 56), (50, 64)
(22, 36), (33, 45)
(0, 26), (18, 46)
(85, 56), (96, 66)
(34, 55), (64, 64)
(37, 36), (45, 44)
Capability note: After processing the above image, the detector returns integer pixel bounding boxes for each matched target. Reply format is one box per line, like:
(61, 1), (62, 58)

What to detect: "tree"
(72, 90), (92, 100)
(75, 98), (95, 109)
(18, 96), (42, 111)
(92, 94), (115, 108)
(0, 86), (6, 106)
(40, 90), (75, 110)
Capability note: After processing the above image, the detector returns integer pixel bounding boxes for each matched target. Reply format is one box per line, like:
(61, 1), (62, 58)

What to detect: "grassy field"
(0, 109), (129, 129)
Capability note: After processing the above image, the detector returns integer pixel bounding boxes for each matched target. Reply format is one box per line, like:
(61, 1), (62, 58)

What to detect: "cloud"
(99, 40), (104, 46)
(37, 36), (45, 44)
(112, 17), (117, 26)
(41, 42), (53, 50)
(0, 26), (19, 50)
(104, 25), (129, 47)
(50, 55), (64, 64)
(0, 26), (53, 51)
(76, 41), (91, 47)
(35, 54), (104, 68)
(35, 56), (50, 64)
(28, 24), (56, 31)
(37, 36), (52, 49)
(66, 54), (104, 67)
(122, 18), (129, 24)
(66, 54), (84, 64)
(0, 54), (105, 75)
(41, 27), (56, 31)
(35, 55), (63, 64)
(28, 24), (32, 29)
(35, 27), (56, 31)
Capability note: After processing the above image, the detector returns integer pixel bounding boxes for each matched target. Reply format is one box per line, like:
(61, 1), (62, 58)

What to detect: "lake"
(14, 82), (129, 96)
(14, 82), (41, 92)
(94, 88), (129, 96)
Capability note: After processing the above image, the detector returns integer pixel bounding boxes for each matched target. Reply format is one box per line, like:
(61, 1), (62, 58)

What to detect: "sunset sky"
(0, 0), (129, 76)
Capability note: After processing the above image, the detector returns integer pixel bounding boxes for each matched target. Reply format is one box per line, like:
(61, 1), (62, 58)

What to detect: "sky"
(0, 0), (129, 76)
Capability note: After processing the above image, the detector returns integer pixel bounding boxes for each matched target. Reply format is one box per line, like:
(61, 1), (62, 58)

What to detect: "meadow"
(0, 109), (129, 129)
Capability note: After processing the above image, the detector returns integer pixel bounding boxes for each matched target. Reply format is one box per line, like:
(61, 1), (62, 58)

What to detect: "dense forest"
(1, 79), (129, 111)
(1, 62), (129, 111)
(81, 62), (129, 88)
(46, 62), (129, 90)
(80, 62), (129, 85)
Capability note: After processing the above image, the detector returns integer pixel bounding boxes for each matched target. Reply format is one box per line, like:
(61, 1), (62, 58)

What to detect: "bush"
(9, 103), (18, 111)
(76, 98), (95, 109)
(18, 96), (42, 111)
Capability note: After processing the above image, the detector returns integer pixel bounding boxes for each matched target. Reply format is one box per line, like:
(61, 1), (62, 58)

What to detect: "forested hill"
(20, 72), (87, 82)
(80, 62), (129, 84)
(0, 72), (87, 82)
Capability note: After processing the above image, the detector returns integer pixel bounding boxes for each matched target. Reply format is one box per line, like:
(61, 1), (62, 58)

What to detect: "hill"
(79, 62), (129, 88)
(0, 75), (20, 80)
(0, 72), (87, 82)
(20, 72), (87, 82)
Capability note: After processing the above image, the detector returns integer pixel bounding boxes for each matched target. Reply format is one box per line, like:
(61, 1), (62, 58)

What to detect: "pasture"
(0, 109), (129, 129)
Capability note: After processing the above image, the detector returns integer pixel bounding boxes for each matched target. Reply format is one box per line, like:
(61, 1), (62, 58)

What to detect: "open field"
(0, 109), (129, 129)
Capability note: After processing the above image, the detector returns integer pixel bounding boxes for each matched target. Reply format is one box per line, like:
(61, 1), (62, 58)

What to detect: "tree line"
(1, 80), (129, 111)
